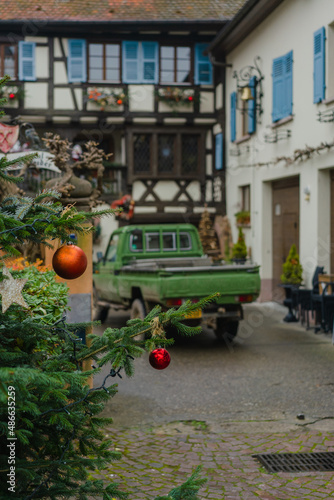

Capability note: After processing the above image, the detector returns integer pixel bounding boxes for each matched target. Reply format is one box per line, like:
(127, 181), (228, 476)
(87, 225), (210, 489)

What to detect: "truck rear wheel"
(215, 318), (239, 342)
(93, 286), (109, 324)
(130, 299), (147, 340)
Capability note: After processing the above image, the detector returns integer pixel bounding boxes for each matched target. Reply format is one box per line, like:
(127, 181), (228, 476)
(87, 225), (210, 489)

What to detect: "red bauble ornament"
(149, 348), (171, 370)
(52, 244), (87, 280)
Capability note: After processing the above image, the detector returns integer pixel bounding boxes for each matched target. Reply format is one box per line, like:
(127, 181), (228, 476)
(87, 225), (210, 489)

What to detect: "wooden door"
(272, 177), (300, 300)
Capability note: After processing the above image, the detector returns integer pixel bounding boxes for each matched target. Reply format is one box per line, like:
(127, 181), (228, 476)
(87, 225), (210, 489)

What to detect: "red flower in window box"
(188, 96), (193, 101)
(117, 99), (123, 105)
(9, 93), (15, 99)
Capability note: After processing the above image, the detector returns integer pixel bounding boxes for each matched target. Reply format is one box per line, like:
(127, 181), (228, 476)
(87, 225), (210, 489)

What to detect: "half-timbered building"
(0, 0), (245, 231)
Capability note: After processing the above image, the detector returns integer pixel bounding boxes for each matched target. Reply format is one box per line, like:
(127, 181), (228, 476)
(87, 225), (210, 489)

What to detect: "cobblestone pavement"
(96, 421), (334, 499)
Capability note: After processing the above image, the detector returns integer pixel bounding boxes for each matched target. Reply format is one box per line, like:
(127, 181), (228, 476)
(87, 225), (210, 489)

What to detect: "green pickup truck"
(93, 223), (261, 340)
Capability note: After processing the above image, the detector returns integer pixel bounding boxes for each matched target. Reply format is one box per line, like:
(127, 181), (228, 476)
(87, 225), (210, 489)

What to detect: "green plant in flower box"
(235, 210), (250, 225)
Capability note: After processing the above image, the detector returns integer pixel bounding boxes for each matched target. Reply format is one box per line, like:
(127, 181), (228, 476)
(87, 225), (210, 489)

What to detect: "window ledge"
(235, 134), (251, 145)
(323, 96), (334, 105)
(271, 115), (294, 128)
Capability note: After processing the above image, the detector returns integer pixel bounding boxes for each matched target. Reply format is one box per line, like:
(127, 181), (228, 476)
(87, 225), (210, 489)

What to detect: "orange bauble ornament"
(52, 244), (87, 280)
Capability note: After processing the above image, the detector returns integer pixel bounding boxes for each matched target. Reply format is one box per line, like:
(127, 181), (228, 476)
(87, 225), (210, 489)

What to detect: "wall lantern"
(232, 56), (264, 123)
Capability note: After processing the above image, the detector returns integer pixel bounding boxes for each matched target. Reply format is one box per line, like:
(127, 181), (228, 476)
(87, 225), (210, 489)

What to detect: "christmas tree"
(0, 75), (211, 499)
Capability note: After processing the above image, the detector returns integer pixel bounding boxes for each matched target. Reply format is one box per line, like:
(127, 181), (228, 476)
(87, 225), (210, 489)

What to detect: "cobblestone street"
(94, 303), (334, 499)
(97, 422), (334, 499)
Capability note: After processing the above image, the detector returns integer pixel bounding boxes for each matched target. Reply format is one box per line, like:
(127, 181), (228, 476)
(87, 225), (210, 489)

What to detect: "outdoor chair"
(292, 266), (325, 330)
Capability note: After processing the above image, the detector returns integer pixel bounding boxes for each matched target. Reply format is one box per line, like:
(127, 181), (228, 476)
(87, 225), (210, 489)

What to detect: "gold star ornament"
(0, 267), (28, 313)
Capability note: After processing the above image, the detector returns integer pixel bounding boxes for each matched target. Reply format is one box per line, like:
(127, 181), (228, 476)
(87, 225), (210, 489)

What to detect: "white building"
(209, 0), (334, 300)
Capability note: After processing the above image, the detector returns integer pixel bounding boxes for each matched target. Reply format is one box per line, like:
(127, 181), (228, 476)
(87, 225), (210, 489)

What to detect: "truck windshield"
(106, 234), (119, 261)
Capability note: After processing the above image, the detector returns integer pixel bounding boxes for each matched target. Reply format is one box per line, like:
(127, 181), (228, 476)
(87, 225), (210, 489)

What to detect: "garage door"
(272, 177), (300, 300)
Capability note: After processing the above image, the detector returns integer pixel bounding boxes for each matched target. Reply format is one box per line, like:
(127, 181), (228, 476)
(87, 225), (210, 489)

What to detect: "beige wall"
(224, 0), (334, 289)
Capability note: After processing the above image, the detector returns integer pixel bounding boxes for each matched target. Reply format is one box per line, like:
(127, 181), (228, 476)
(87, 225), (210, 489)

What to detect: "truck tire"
(130, 299), (147, 341)
(93, 286), (109, 324)
(215, 318), (239, 342)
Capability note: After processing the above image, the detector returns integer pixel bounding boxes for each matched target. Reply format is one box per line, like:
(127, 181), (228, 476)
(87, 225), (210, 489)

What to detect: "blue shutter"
(313, 27), (326, 103)
(215, 133), (223, 170)
(230, 92), (236, 142)
(195, 44), (213, 85)
(248, 76), (256, 134)
(284, 51), (293, 117)
(68, 39), (86, 83)
(141, 42), (158, 83)
(272, 56), (284, 121)
(18, 41), (36, 81)
(122, 41), (140, 83)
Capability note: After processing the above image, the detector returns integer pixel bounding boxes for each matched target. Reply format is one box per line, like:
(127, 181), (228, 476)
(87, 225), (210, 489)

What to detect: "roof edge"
(208, 0), (285, 55)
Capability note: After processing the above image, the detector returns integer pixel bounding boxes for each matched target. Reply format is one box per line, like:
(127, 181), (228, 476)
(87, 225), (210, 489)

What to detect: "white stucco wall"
(224, 0), (334, 288)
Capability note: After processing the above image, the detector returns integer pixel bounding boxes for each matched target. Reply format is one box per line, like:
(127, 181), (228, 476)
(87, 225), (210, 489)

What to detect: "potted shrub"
(232, 227), (248, 263)
(281, 244), (303, 285)
(280, 244), (303, 322)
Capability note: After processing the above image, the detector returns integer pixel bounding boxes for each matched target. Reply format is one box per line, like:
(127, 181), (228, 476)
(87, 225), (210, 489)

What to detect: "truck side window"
(130, 231), (143, 252)
(146, 232), (160, 251)
(106, 234), (119, 261)
(179, 232), (192, 251)
(163, 232), (176, 251)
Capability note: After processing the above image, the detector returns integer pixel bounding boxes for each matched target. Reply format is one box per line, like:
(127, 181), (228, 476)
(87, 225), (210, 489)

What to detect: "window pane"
(182, 135), (198, 174)
(160, 46), (175, 83)
(4, 45), (15, 78)
(106, 57), (119, 69)
(177, 47), (190, 60)
(106, 44), (119, 57)
(161, 58), (174, 72)
(146, 233), (160, 251)
(161, 71), (174, 83)
(158, 135), (174, 173)
(180, 232), (192, 250)
(163, 233), (176, 251)
(161, 46), (174, 58)
(89, 56), (103, 69)
(106, 68), (120, 81)
(89, 67), (103, 80)
(133, 134), (151, 173)
(177, 70), (190, 83)
(89, 44), (103, 56)
(130, 231), (143, 252)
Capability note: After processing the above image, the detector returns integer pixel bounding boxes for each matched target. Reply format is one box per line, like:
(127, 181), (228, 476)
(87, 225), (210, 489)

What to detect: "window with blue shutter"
(195, 44), (213, 85)
(142, 42), (158, 83)
(18, 41), (36, 81)
(313, 27), (326, 103)
(123, 42), (158, 84)
(272, 50), (293, 122)
(230, 92), (236, 142)
(284, 51), (293, 117)
(123, 42), (140, 83)
(215, 133), (223, 170)
(68, 39), (86, 83)
(248, 76), (256, 134)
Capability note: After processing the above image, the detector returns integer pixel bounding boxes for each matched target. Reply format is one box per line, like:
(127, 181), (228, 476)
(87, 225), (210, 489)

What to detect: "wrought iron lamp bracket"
(233, 56), (264, 122)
